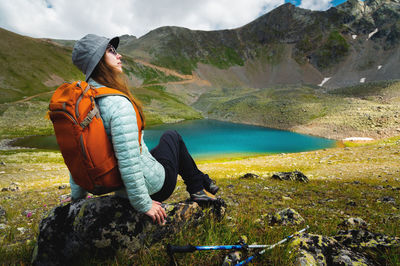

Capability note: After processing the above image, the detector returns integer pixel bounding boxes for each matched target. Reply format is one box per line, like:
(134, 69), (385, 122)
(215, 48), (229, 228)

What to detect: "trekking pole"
(167, 243), (270, 266)
(167, 243), (270, 254)
(235, 225), (309, 266)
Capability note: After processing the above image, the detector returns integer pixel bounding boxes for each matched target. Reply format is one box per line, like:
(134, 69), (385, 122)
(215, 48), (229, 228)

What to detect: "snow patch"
(318, 77), (331, 87)
(368, 28), (378, 40)
(377, 65), (382, 70)
(352, 35), (357, 39)
(343, 137), (374, 141)
(360, 78), (366, 83)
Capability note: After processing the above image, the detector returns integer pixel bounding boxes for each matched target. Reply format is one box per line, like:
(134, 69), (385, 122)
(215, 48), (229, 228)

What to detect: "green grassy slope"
(193, 85), (342, 128)
(0, 29), (202, 139)
(0, 28), (84, 103)
(193, 81), (400, 139)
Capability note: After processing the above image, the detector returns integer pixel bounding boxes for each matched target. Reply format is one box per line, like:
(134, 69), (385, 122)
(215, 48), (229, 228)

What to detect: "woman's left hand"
(145, 200), (167, 225)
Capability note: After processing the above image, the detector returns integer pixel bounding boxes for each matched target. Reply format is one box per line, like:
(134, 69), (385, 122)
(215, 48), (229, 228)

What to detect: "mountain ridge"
(115, 0), (399, 90)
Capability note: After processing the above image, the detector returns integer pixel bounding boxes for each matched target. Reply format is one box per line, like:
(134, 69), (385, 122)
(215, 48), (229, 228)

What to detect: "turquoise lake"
(13, 119), (336, 158)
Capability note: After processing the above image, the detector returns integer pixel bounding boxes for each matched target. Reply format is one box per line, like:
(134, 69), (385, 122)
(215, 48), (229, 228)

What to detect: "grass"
(0, 28), (83, 104)
(193, 85), (344, 128)
(0, 135), (399, 265)
(0, 86), (203, 140)
(193, 81), (400, 140)
(314, 30), (350, 69)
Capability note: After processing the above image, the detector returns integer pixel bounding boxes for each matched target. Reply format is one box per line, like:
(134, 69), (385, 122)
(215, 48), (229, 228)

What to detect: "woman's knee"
(161, 130), (180, 141)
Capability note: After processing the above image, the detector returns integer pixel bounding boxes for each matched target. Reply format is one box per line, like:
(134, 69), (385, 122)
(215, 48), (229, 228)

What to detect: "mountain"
(118, 0), (399, 90)
(0, 28), (83, 103)
(0, 28), (201, 129)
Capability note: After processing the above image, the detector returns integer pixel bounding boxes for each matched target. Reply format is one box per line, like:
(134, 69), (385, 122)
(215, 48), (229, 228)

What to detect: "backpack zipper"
(50, 110), (78, 125)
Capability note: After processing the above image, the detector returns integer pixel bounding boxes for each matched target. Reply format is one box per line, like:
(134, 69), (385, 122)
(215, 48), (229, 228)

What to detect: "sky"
(0, 0), (354, 40)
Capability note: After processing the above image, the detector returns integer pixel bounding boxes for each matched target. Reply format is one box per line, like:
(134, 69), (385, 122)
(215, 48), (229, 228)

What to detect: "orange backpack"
(49, 81), (143, 195)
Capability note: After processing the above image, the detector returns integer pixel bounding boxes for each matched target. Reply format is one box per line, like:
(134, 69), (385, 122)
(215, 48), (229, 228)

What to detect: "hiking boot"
(190, 189), (216, 204)
(204, 180), (219, 195)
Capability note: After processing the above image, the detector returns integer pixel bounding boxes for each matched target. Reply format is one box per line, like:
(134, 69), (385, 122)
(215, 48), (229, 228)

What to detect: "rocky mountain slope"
(118, 0), (400, 91)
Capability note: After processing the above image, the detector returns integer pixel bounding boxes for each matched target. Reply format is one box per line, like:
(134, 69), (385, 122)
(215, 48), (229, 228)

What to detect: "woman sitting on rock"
(70, 34), (219, 225)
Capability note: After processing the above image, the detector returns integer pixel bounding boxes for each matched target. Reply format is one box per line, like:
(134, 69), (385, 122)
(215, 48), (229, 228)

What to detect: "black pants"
(150, 130), (212, 202)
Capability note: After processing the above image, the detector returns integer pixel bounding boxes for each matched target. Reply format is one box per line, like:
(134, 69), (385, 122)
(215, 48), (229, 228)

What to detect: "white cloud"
(299, 0), (333, 11)
(1, 0), (316, 40)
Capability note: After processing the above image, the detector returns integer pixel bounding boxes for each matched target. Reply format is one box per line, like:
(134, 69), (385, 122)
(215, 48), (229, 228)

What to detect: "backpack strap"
(80, 105), (99, 128)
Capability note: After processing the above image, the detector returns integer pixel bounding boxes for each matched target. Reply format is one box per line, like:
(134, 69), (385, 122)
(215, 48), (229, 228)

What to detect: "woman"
(70, 34), (219, 225)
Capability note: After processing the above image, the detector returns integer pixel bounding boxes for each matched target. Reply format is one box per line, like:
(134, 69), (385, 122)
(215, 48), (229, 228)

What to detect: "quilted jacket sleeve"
(69, 173), (87, 200)
(100, 96), (153, 213)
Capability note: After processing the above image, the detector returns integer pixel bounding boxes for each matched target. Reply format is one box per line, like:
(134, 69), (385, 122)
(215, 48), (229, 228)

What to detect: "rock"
(221, 235), (247, 265)
(334, 229), (400, 252)
(338, 217), (368, 230)
(222, 251), (241, 266)
(377, 196), (395, 204)
(0, 206), (6, 222)
(32, 195), (226, 265)
(346, 200), (357, 206)
(291, 233), (372, 265)
(17, 227), (27, 234)
(239, 173), (259, 179)
(282, 196), (292, 201)
(2, 182), (20, 192)
(271, 171), (309, 183)
(290, 228), (400, 265)
(9, 182), (19, 191)
(269, 208), (304, 226)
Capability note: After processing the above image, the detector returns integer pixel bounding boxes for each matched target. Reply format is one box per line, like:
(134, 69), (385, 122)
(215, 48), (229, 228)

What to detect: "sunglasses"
(107, 44), (118, 56)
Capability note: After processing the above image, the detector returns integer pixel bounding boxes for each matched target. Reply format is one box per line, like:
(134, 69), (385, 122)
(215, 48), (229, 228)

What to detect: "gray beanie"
(72, 34), (119, 81)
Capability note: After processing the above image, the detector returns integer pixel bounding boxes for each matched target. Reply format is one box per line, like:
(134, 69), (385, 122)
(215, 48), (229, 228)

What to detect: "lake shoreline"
(199, 118), (400, 142)
(4, 116), (398, 152)
(7, 120), (337, 156)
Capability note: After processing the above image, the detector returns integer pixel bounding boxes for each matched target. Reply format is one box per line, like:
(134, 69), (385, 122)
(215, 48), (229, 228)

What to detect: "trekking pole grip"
(167, 244), (197, 254)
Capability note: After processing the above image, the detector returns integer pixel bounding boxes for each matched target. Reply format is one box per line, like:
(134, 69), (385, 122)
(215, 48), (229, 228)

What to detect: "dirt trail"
(134, 59), (211, 87)
(13, 91), (55, 103)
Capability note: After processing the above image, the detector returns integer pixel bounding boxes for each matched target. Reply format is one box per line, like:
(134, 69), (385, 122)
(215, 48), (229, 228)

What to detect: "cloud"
(299, 0), (333, 10)
(0, 0), (307, 40)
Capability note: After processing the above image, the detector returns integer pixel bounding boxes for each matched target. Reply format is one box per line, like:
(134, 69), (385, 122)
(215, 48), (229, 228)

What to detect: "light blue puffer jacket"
(70, 79), (165, 213)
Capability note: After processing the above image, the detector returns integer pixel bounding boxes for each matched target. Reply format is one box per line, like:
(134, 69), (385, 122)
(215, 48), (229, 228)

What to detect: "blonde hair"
(91, 56), (145, 127)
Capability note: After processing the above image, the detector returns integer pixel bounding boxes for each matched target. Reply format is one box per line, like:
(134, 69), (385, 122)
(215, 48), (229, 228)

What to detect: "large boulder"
(290, 229), (400, 265)
(269, 208), (305, 226)
(271, 171), (309, 183)
(32, 196), (226, 265)
(290, 232), (373, 265)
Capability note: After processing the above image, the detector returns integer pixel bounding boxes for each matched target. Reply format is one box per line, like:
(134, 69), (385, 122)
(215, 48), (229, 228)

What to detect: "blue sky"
(0, 0), (357, 39)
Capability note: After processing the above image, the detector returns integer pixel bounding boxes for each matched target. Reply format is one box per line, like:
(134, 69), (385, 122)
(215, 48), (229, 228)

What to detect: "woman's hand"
(145, 200), (167, 225)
